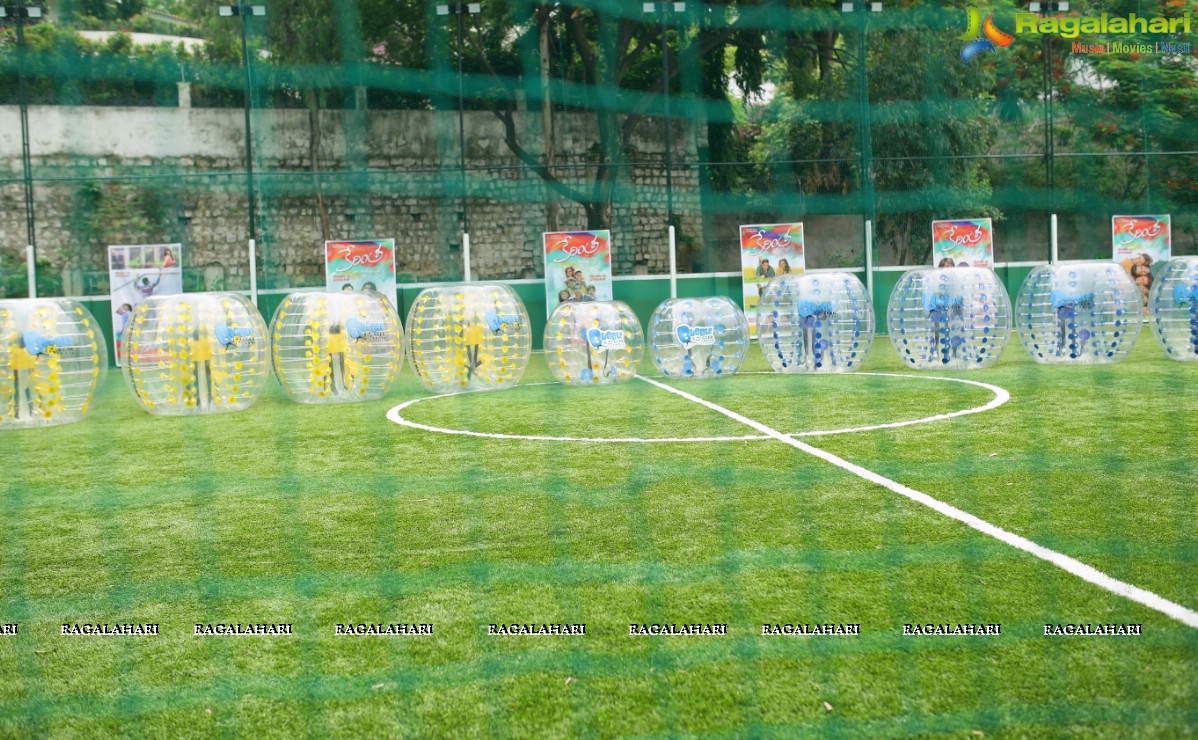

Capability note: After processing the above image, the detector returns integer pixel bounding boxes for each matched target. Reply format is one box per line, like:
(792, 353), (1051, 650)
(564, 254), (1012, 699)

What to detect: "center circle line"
(385, 372), (1011, 444)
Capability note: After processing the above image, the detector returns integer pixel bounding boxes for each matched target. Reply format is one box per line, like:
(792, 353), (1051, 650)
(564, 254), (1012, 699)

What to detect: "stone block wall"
(0, 106), (703, 287)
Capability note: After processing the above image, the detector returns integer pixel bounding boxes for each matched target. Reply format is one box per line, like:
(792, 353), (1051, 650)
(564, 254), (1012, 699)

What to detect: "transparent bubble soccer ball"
(647, 296), (749, 379)
(888, 267), (1012, 370)
(122, 292), (269, 415)
(758, 272), (874, 373)
(1149, 257), (1198, 361)
(543, 300), (644, 385)
(270, 290), (404, 403)
(406, 283), (532, 394)
(1015, 261), (1141, 365)
(0, 298), (107, 429)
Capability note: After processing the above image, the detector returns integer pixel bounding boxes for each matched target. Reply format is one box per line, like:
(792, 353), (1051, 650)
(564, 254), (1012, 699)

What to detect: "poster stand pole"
(463, 232), (472, 283)
(26, 244), (36, 299)
(668, 225), (677, 299)
(1050, 214), (1058, 264)
(248, 238), (258, 309)
(864, 220), (874, 301)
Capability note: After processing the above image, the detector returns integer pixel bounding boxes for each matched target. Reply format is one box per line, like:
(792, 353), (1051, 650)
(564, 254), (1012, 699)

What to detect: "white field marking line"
(775, 372), (1010, 438)
(635, 374), (1198, 630)
(385, 373), (1009, 444)
(386, 382), (762, 443)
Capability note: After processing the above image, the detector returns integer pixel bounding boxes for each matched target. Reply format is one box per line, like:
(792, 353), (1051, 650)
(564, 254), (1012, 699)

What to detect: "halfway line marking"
(635, 374), (1198, 630)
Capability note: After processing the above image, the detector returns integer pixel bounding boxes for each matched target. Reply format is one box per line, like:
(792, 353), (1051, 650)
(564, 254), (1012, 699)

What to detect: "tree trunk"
(588, 57), (621, 235)
(816, 30), (839, 83)
(588, 110), (619, 232)
(815, 30), (842, 196)
(584, 200), (612, 231)
(897, 212), (914, 265)
(306, 89), (331, 241)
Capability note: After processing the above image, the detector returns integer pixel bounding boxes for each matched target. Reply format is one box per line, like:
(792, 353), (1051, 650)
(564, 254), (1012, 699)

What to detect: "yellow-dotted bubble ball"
(121, 292), (268, 416)
(405, 283), (530, 394)
(270, 290), (403, 404)
(0, 298), (108, 430)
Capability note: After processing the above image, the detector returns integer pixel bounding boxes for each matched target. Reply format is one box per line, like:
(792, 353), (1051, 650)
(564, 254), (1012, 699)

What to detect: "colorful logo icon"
(675, 324), (715, 350)
(584, 327), (626, 350)
(960, 8), (1014, 62)
(21, 331), (70, 356)
(484, 310), (519, 332)
(214, 323), (253, 348)
(345, 318), (385, 340)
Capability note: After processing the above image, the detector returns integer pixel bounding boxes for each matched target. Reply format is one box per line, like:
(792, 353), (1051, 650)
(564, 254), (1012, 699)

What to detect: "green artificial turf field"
(1, 336), (1196, 737)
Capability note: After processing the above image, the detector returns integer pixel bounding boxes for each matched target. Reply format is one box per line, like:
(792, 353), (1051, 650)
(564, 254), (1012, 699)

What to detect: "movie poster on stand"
(543, 231), (613, 312)
(931, 218), (994, 269)
(1112, 215), (1171, 315)
(325, 239), (397, 308)
(108, 243), (184, 367)
(739, 223), (806, 338)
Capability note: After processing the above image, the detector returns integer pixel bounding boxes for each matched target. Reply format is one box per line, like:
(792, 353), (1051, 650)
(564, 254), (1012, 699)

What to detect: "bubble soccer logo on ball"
(485, 310), (520, 332)
(346, 318), (386, 339)
(585, 327), (626, 350)
(21, 331), (71, 355)
(215, 323), (255, 348)
(676, 324), (715, 349)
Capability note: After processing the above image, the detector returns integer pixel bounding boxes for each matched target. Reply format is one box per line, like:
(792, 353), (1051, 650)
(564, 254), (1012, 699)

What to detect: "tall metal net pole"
(237, 5), (259, 245)
(645, 2), (683, 225)
(220, 2), (263, 296)
(17, 15), (33, 252)
(437, 3), (480, 239)
(660, 5), (674, 225)
(220, 0), (264, 303)
(456, 8), (468, 234)
(856, 5), (875, 283)
(4, 5), (41, 269)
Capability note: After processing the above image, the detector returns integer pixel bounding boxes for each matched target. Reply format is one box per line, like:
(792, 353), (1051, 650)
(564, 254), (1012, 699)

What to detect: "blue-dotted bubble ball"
(543, 300), (644, 385)
(1148, 256), (1198, 361)
(1015, 261), (1141, 365)
(887, 267), (1012, 370)
(270, 290), (403, 404)
(122, 292), (269, 416)
(405, 283), (531, 394)
(758, 272), (874, 373)
(647, 296), (749, 379)
(0, 298), (107, 429)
